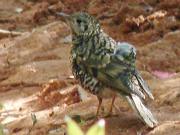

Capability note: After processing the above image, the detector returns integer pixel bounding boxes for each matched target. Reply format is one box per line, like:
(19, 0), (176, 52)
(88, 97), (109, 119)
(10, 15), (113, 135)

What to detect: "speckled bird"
(57, 12), (158, 128)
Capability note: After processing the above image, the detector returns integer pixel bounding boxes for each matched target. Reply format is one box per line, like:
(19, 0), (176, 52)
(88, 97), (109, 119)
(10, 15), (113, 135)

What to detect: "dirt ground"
(0, 0), (180, 135)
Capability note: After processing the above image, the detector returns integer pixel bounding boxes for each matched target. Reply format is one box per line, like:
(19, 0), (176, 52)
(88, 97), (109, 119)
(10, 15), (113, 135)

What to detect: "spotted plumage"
(57, 12), (158, 128)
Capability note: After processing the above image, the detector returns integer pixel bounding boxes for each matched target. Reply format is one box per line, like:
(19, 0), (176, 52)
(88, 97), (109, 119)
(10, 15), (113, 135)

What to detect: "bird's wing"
(82, 42), (153, 99)
(97, 42), (146, 98)
(115, 42), (153, 99)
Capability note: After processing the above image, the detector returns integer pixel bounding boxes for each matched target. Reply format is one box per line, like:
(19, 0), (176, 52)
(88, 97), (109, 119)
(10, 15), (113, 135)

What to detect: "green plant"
(65, 116), (105, 135)
(0, 103), (3, 110)
(0, 125), (4, 135)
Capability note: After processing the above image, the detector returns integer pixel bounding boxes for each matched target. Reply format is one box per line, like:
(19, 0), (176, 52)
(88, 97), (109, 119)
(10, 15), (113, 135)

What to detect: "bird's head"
(57, 12), (100, 36)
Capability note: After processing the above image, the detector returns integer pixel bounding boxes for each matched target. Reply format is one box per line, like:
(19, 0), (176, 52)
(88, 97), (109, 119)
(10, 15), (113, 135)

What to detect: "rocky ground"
(0, 0), (180, 135)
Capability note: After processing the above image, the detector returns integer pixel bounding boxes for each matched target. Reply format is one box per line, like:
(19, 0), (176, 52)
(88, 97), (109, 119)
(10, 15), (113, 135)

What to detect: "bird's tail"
(134, 70), (154, 100)
(126, 94), (158, 128)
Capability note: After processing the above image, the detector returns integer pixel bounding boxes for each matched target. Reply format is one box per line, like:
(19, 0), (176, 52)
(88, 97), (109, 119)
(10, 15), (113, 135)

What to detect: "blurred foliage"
(0, 103), (3, 110)
(65, 116), (105, 135)
(0, 125), (4, 135)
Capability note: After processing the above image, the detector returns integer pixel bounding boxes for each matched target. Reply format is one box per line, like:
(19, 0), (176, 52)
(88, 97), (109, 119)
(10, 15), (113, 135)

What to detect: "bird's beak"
(56, 12), (71, 22)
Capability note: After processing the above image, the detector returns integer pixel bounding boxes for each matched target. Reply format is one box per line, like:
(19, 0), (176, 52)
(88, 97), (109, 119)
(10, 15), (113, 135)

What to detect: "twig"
(0, 29), (23, 39)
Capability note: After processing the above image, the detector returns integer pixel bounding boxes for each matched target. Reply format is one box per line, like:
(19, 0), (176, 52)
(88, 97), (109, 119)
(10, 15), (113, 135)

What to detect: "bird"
(57, 12), (158, 128)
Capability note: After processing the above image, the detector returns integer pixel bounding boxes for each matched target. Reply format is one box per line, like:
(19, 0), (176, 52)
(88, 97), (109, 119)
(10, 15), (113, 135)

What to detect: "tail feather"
(126, 94), (158, 128)
(134, 70), (154, 100)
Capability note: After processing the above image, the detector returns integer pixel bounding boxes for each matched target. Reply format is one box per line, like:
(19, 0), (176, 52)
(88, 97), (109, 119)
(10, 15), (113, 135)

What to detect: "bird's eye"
(77, 19), (82, 24)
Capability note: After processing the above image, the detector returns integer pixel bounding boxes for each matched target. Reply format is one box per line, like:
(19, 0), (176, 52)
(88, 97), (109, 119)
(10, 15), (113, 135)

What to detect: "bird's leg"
(96, 97), (102, 117)
(105, 95), (116, 117)
(109, 95), (116, 114)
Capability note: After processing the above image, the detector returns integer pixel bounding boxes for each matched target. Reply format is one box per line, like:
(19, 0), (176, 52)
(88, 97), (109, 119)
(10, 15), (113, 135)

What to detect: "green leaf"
(0, 103), (3, 110)
(65, 116), (84, 135)
(0, 125), (4, 135)
(86, 119), (105, 135)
